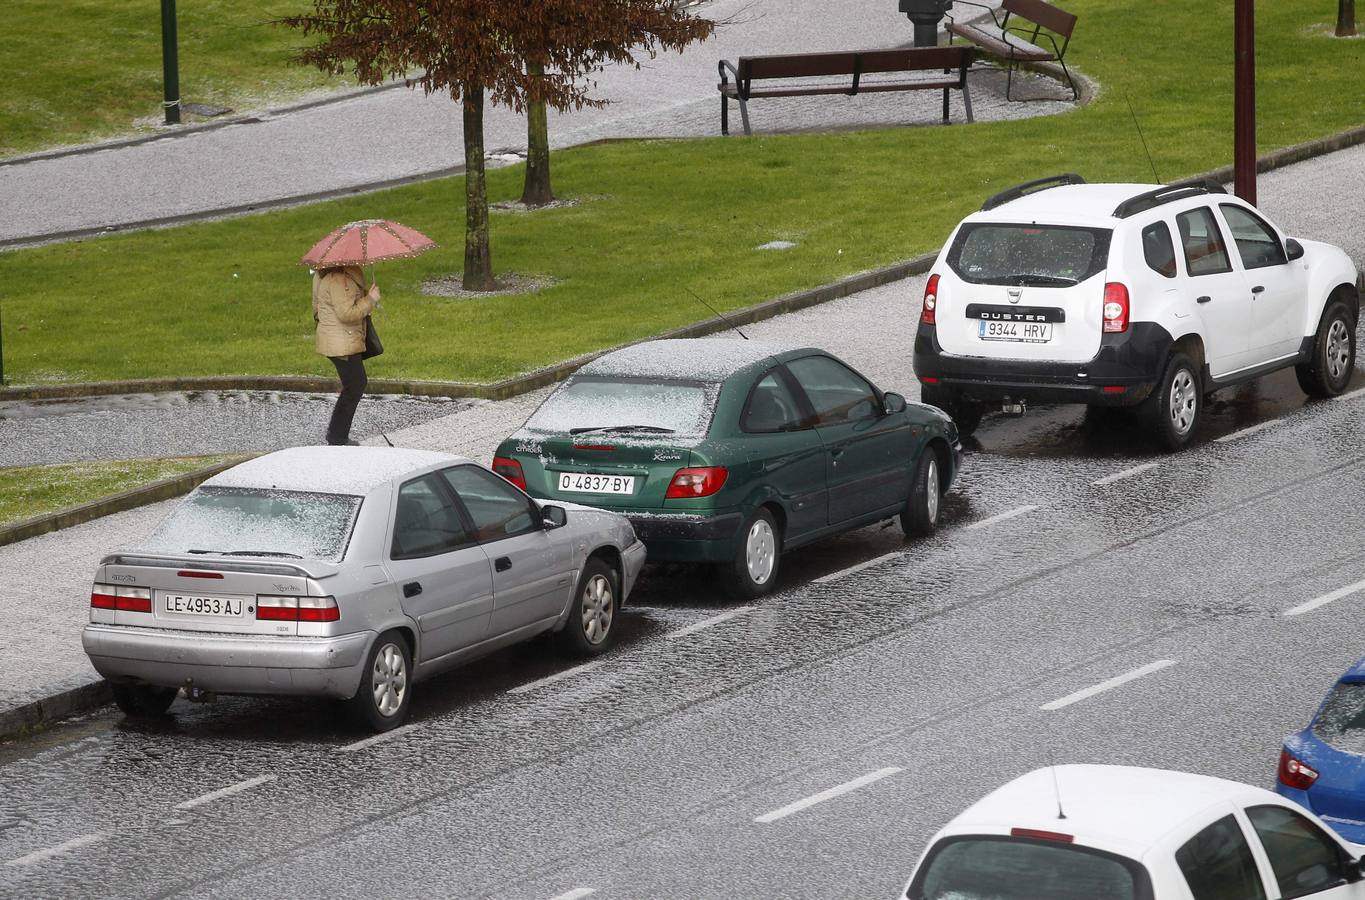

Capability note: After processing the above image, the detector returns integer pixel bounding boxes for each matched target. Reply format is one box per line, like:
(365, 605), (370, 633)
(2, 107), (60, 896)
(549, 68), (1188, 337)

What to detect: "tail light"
(492, 456), (527, 492)
(665, 467), (728, 499)
(922, 274), (940, 326)
(1278, 749), (1319, 790)
(256, 595), (340, 623)
(1103, 282), (1130, 333)
(91, 583), (152, 613)
(1010, 828), (1074, 844)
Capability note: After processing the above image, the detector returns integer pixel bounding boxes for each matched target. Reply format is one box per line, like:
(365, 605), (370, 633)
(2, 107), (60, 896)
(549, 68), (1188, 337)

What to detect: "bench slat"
(1003, 0), (1078, 38)
(741, 52), (860, 81)
(946, 22), (1054, 60)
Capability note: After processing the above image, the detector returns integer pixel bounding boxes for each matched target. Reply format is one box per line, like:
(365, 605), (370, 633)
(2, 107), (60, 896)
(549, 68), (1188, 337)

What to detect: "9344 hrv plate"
(558, 472), (635, 495)
(979, 320), (1053, 343)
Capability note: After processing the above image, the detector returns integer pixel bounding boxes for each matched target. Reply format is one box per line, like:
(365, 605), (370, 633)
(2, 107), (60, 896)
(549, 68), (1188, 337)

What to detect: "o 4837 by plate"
(558, 472), (635, 495)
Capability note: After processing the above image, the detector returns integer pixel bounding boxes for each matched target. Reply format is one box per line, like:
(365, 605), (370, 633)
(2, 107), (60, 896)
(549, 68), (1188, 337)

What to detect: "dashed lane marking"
(1092, 462), (1160, 486)
(1284, 578), (1365, 617)
(1214, 419), (1282, 443)
(813, 552), (902, 585)
(507, 661), (603, 696)
(547, 889), (597, 900)
(1040, 659), (1177, 711)
(668, 606), (756, 638)
(5, 833), (108, 867)
(174, 774), (276, 810)
(754, 767), (903, 824)
(966, 505), (1039, 531)
(338, 723), (422, 753)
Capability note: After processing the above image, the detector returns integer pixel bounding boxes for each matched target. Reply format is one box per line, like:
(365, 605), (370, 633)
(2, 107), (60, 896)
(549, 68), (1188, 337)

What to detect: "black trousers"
(327, 354), (368, 444)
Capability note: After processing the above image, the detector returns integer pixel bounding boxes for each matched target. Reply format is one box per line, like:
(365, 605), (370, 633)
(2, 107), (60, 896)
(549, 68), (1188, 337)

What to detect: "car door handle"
(1196, 295), (1212, 304)
(402, 581), (422, 598)
(1251, 285), (1265, 294)
(495, 556), (512, 572)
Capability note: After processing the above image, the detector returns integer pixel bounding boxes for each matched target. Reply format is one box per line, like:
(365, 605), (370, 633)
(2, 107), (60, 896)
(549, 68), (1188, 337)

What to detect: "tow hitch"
(1002, 398), (1028, 417)
(181, 685), (217, 703)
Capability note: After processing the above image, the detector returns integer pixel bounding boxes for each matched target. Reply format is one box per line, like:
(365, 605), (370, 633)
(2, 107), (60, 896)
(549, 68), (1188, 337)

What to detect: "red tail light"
(91, 583), (151, 612)
(1011, 828), (1075, 843)
(922, 274), (940, 326)
(665, 467), (728, 499)
(1278, 749), (1319, 790)
(1103, 282), (1130, 333)
(256, 595), (339, 623)
(492, 456), (527, 492)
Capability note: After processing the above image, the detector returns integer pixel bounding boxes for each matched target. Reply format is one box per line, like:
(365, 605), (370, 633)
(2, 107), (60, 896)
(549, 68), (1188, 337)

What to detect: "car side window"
(1247, 805), (1350, 899)
(391, 474), (474, 559)
(1142, 221), (1178, 278)
(1177, 207), (1234, 276)
(742, 370), (805, 433)
(440, 465), (538, 543)
(1220, 204), (1289, 270)
(785, 356), (880, 425)
(1175, 814), (1268, 900)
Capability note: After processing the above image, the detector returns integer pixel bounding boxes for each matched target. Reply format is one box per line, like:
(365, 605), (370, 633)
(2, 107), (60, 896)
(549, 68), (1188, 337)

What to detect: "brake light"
(256, 595), (339, 623)
(492, 456), (527, 491)
(1103, 282), (1130, 333)
(1278, 749), (1319, 790)
(177, 570), (224, 579)
(922, 274), (940, 326)
(91, 583), (151, 613)
(665, 467), (728, 499)
(1010, 828), (1075, 843)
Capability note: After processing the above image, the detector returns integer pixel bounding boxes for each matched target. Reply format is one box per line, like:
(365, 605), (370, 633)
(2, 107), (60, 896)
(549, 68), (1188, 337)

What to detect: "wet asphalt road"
(4, 363), (1365, 898)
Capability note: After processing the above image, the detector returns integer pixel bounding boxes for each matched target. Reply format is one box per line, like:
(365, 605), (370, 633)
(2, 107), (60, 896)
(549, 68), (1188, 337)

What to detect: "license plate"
(160, 592), (246, 618)
(558, 472), (635, 495)
(979, 320), (1053, 342)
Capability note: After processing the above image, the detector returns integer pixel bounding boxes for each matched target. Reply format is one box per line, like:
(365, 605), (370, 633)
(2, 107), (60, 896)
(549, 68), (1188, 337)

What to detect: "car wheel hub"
(371, 642), (407, 717)
(1327, 319), (1351, 382)
(746, 519), (776, 585)
(1169, 369), (1196, 435)
(581, 574), (614, 645)
(925, 459), (940, 523)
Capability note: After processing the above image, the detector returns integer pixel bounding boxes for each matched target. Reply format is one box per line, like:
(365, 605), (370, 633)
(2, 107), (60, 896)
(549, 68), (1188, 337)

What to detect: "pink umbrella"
(300, 219), (436, 268)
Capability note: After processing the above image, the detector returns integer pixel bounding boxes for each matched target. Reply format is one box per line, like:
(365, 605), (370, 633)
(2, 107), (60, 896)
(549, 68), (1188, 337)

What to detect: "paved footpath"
(2, 142), (1361, 736)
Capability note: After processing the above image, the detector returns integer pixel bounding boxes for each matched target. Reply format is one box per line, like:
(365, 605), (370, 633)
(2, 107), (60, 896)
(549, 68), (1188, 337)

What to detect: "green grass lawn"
(2, 1), (336, 157)
(1, 1), (1360, 386)
(0, 456), (247, 527)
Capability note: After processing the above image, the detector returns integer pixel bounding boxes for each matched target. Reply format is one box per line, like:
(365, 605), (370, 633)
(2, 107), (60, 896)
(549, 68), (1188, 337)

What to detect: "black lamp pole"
(1233, 0), (1255, 204)
(161, 0), (181, 125)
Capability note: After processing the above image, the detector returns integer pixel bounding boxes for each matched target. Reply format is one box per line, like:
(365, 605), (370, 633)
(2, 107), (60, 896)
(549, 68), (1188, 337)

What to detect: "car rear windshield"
(947, 223), (1112, 286)
(141, 487), (362, 562)
(524, 376), (718, 437)
(910, 837), (1146, 900)
(1312, 682), (1365, 752)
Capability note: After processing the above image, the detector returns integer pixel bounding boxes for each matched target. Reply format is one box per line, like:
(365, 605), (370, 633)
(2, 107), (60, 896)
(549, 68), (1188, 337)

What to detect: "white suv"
(913, 175), (1360, 449)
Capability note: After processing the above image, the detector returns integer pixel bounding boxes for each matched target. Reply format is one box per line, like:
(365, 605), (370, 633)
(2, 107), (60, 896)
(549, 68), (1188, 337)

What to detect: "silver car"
(82, 446), (646, 731)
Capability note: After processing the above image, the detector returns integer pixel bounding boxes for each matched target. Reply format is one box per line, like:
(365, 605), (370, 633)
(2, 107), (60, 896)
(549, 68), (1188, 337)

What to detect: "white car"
(901, 764), (1365, 899)
(913, 175), (1360, 449)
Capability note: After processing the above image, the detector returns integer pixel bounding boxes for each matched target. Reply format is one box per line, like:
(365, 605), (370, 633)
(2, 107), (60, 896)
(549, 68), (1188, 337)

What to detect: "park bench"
(716, 46), (975, 137)
(945, 0), (1078, 101)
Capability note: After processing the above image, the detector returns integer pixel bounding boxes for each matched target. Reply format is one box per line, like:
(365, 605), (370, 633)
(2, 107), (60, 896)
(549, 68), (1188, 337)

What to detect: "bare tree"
(1338, 0), (1357, 37)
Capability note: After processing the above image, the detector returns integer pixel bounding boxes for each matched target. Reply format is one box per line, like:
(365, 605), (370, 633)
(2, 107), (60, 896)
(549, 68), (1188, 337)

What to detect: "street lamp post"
(1233, 0), (1255, 204)
(161, 0), (181, 125)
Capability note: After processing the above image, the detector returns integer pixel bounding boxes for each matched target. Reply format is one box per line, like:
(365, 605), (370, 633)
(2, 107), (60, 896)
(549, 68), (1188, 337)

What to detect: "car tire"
(557, 557), (619, 657)
(1139, 351), (1202, 451)
(111, 683), (178, 718)
(722, 507), (782, 601)
(921, 384), (984, 438)
(348, 630), (413, 733)
(900, 448), (942, 537)
(1295, 300), (1356, 398)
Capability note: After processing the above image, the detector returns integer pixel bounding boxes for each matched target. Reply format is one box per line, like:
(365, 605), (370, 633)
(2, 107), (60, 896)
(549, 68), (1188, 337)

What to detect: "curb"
(0, 680), (111, 743)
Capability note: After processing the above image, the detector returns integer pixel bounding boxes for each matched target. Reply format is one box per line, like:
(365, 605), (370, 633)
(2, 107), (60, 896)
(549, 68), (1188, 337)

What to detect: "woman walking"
(312, 265), (380, 446)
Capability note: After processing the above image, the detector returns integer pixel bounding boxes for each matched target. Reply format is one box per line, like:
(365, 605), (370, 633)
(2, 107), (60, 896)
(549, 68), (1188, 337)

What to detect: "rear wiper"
(1000, 273), (1079, 287)
(569, 424), (677, 434)
(187, 549), (304, 559)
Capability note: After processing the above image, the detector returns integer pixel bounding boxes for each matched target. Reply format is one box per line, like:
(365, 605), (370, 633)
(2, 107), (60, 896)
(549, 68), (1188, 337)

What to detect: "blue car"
(1278, 656), (1365, 844)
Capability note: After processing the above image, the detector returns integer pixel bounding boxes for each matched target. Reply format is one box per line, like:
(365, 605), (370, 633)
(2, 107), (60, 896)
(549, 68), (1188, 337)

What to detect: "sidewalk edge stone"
(0, 679), (111, 743)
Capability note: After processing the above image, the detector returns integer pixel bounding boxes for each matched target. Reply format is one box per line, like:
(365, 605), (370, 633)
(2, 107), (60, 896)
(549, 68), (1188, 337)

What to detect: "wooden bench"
(716, 46), (975, 136)
(945, 0), (1078, 101)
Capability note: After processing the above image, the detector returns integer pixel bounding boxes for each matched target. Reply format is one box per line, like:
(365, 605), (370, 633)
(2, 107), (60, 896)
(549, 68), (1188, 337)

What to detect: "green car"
(492, 339), (962, 598)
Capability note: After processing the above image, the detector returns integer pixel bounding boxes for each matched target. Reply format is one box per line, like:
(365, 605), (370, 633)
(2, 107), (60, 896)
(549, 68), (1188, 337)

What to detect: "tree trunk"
(1338, 0), (1357, 36)
(461, 83), (496, 292)
(520, 60), (555, 207)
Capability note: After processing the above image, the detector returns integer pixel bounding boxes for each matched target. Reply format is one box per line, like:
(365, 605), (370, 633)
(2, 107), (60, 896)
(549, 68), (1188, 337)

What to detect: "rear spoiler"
(100, 552), (341, 580)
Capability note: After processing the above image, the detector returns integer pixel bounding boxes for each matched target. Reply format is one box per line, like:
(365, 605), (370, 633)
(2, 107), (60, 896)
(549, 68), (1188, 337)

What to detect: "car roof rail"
(1112, 179), (1228, 219)
(980, 174), (1087, 211)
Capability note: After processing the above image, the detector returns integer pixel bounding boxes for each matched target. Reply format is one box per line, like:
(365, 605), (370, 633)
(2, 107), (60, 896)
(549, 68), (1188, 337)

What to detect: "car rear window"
(525, 376), (718, 437)
(909, 836), (1147, 900)
(1312, 682), (1365, 752)
(947, 223), (1112, 286)
(141, 487), (362, 562)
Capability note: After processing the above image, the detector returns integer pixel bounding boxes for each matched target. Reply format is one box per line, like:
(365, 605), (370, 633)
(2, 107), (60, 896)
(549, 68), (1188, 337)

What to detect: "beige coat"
(313, 267), (379, 358)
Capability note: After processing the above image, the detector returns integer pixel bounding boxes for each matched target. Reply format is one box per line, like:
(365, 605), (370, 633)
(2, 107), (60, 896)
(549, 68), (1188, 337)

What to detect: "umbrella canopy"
(300, 219), (436, 268)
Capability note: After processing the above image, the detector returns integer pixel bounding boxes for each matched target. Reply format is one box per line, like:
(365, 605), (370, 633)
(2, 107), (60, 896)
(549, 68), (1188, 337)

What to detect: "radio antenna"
(1051, 765), (1068, 820)
(380, 433), (394, 447)
(685, 286), (749, 340)
(1125, 94), (1161, 184)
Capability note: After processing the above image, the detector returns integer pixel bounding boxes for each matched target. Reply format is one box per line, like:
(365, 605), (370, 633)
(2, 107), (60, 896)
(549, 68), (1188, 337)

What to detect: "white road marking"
(754, 767), (903, 824)
(1214, 419), (1281, 443)
(547, 889), (597, 900)
(508, 661), (603, 696)
(1040, 659), (1177, 711)
(966, 505), (1039, 531)
(1092, 462), (1159, 486)
(5, 833), (107, 867)
(338, 723), (421, 753)
(1284, 578), (1365, 617)
(668, 606), (756, 638)
(813, 552), (902, 584)
(173, 774), (276, 810)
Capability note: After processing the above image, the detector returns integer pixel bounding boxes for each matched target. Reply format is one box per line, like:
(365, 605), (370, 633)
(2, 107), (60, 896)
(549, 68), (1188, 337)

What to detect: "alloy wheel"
(925, 458), (940, 524)
(746, 519), (776, 585)
(1169, 369), (1197, 435)
(1327, 318), (1351, 382)
(581, 574), (614, 645)
(371, 641), (407, 718)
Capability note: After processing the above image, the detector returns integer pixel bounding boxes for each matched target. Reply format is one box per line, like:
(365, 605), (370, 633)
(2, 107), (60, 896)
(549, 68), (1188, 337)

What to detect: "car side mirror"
(1286, 238), (1305, 261)
(883, 392), (908, 415)
(541, 505), (567, 529)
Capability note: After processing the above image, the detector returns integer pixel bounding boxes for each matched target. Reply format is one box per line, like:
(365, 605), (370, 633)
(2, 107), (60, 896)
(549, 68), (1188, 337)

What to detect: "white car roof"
(204, 446), (465, 496)
(968, 183), (1174, 228)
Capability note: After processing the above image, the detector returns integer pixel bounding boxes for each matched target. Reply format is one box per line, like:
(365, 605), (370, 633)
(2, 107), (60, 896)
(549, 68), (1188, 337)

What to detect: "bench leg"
(738, 95), (752, 137)
(721, 93), (729, 136)
(942, 85), (949, 124)
(1005, 60), (1016, 101)
(1059, 57), (1079, 101)
(962, 79), (975, 124)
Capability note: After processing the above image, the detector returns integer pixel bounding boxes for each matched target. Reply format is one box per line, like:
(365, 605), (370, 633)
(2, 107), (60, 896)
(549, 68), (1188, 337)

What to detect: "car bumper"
(82, 624), (372, 700)
(912, 321), (1174, 406)
(626, 511), (744, 563)
(621, 539), (648, 597)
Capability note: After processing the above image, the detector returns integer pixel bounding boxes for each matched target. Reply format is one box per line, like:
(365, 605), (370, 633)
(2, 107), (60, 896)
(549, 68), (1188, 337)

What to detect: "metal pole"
(0, 299), (5, 385)
(1233, 0), (1255, 204)
(161, 0), (181, 125)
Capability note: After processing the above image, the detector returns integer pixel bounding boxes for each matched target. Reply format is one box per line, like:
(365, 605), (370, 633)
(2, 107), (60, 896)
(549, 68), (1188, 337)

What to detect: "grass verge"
(1, 1), (1361, 385)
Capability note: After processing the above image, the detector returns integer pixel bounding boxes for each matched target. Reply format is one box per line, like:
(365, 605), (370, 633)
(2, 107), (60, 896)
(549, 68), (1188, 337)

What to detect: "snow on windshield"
(524, 377), (717, 437)
(580, 338), (789, 381)
(140, 487), (362, 562)
(949, 223), (1111, 285)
